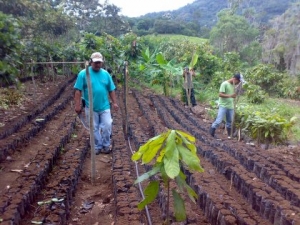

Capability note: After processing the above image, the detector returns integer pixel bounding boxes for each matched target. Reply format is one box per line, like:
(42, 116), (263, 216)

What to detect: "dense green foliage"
(129, 0), (294, 37)
(0, 12), (23, 84)
(209, 10), (260, 65)
(235, 104), (296, 147)
(262, 2), (300, 76)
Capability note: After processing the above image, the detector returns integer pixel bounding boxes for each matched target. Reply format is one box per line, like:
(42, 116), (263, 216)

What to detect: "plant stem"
(166, 179), (170, 225)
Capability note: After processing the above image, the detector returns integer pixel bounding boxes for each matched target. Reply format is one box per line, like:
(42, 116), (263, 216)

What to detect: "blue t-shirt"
(74, 67), (116, 112)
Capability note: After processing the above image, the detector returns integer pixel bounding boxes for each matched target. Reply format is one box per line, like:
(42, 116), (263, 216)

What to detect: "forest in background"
(1, 0), (300, 144)
(0, 0), (299, 81)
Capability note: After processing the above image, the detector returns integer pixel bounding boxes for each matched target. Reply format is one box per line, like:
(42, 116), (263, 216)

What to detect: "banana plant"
(188, 52), (198, 70)
(155, 52), (182, 96)
(138, 47), (161, 83)
(132, 130), (204, 224)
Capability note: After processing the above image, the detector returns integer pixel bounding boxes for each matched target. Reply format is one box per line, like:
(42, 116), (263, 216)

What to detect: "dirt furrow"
(0, 101), (76, 224)
(148, 94), (274, 224)
(19, 121), (89, 224)
(110, 91), (146, 225)
(0, 76), (75, 141)
(155, 95), (300, 224)
(0, 78), (75, 162)
(131, 91), (211, 224)
(162, 96), (300, 208)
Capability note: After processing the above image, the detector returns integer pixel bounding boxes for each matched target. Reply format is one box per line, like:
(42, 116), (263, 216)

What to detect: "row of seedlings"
(0, 76), (76, 140)
(20, 121), (90, 224)
(0, 102), (77, 224)
(169, 96), (300, 184)
(128, 90), (166, 224)
(111, 91), (146, 224)
(133, 92), (208, 224)
(0, 76), (76, 161)
(157, 95), (300, 224)
(150, 95), (226, 224)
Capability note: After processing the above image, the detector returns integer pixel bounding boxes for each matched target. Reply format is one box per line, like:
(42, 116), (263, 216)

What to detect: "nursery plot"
(0, 78), (300, 225)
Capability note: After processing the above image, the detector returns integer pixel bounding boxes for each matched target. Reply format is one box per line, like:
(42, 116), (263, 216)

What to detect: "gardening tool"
(78, 112), (89, 130)
(230, 79), (244, 139)
(184, 67), (192, 107)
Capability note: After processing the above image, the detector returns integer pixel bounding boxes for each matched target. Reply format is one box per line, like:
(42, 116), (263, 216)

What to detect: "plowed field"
(0, 77), (300, 225)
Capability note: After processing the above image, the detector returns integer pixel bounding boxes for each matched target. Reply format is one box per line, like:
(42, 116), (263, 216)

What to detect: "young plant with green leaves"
(234, 104), (297, 148)
(131, 130), (204, 224)
(155, 52), (182, 96)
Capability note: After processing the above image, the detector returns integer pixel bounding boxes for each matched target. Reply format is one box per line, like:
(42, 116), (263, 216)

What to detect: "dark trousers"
(183, 88), (196, 106)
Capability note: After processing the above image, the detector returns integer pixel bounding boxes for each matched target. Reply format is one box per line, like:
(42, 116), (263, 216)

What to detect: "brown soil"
(0, 76), (300, 225)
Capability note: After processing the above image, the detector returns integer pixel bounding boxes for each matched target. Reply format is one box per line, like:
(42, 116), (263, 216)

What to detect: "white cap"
(91, 52), (103, 62)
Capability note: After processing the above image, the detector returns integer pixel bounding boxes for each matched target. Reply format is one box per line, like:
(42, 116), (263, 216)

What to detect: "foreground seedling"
(132, 129), (204, 224)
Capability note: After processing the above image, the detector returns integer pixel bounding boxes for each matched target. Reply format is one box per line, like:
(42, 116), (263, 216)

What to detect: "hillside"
(139, 0), (294, 28)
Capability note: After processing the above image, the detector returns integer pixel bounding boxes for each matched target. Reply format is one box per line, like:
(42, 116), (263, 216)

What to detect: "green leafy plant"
(243, 83), (268, 104)
(235, 104), (297, 147)
(132, 129), (204, 224)
(0, 12), (23, 86)
(245, 64), (289, 97)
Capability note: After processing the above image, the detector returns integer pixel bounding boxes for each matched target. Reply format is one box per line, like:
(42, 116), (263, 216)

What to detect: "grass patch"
(144, 34), (208, 45)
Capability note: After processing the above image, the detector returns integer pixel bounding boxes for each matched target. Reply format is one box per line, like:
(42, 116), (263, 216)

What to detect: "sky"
(109, 0), (195, 17)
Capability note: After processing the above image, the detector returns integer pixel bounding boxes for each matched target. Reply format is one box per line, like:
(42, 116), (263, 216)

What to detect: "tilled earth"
(0, 77), (300, 225)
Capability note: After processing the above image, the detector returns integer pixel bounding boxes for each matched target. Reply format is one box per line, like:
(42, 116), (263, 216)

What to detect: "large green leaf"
(185, 184), (198, 203)
(172, 189), (186, 221)
(176, 132), (197, 154)
(175, 171), (187, 192)
(189, 52), (198, 69)
(177, 145), (204, 172)
(134, 164), (161, 184)
(142, 133), (168, 163)
(132, 132), (167, 161)
(165, 130), (176, 158)
(156, 52), (167, 65)
(176, 130), (195, 143)
(141, 47), (150, 61)
(137, 181), (159, 210)
(163, 147), (180, 179)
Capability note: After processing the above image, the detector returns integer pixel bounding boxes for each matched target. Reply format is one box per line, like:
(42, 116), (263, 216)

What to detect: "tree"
(153, 19), (184, 34)
(209, 10), (259, 58)
(136, 19), (154, 31)
(261, 2), (300, 76)
(59, 0), (130, 36)
(0, 12), (23, 85)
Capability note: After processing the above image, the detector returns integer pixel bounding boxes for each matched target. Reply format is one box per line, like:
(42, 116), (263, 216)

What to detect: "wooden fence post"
(85, 62), (96, 184)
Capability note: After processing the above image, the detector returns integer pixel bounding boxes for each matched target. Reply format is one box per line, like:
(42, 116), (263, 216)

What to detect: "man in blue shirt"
(74, 52), (119, 154)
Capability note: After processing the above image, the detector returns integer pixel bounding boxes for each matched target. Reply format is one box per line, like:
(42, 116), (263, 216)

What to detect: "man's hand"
(75, 104), (82, 114)
(112, 103), (119, 111)
(74, 90), (82, 114)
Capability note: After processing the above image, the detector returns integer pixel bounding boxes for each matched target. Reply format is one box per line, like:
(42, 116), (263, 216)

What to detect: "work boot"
(209, 127), (216, 137)
(227, 128), (232, 139)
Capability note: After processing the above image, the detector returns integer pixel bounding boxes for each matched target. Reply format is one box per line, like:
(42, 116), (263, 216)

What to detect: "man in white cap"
(74, 52), (119, 154)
